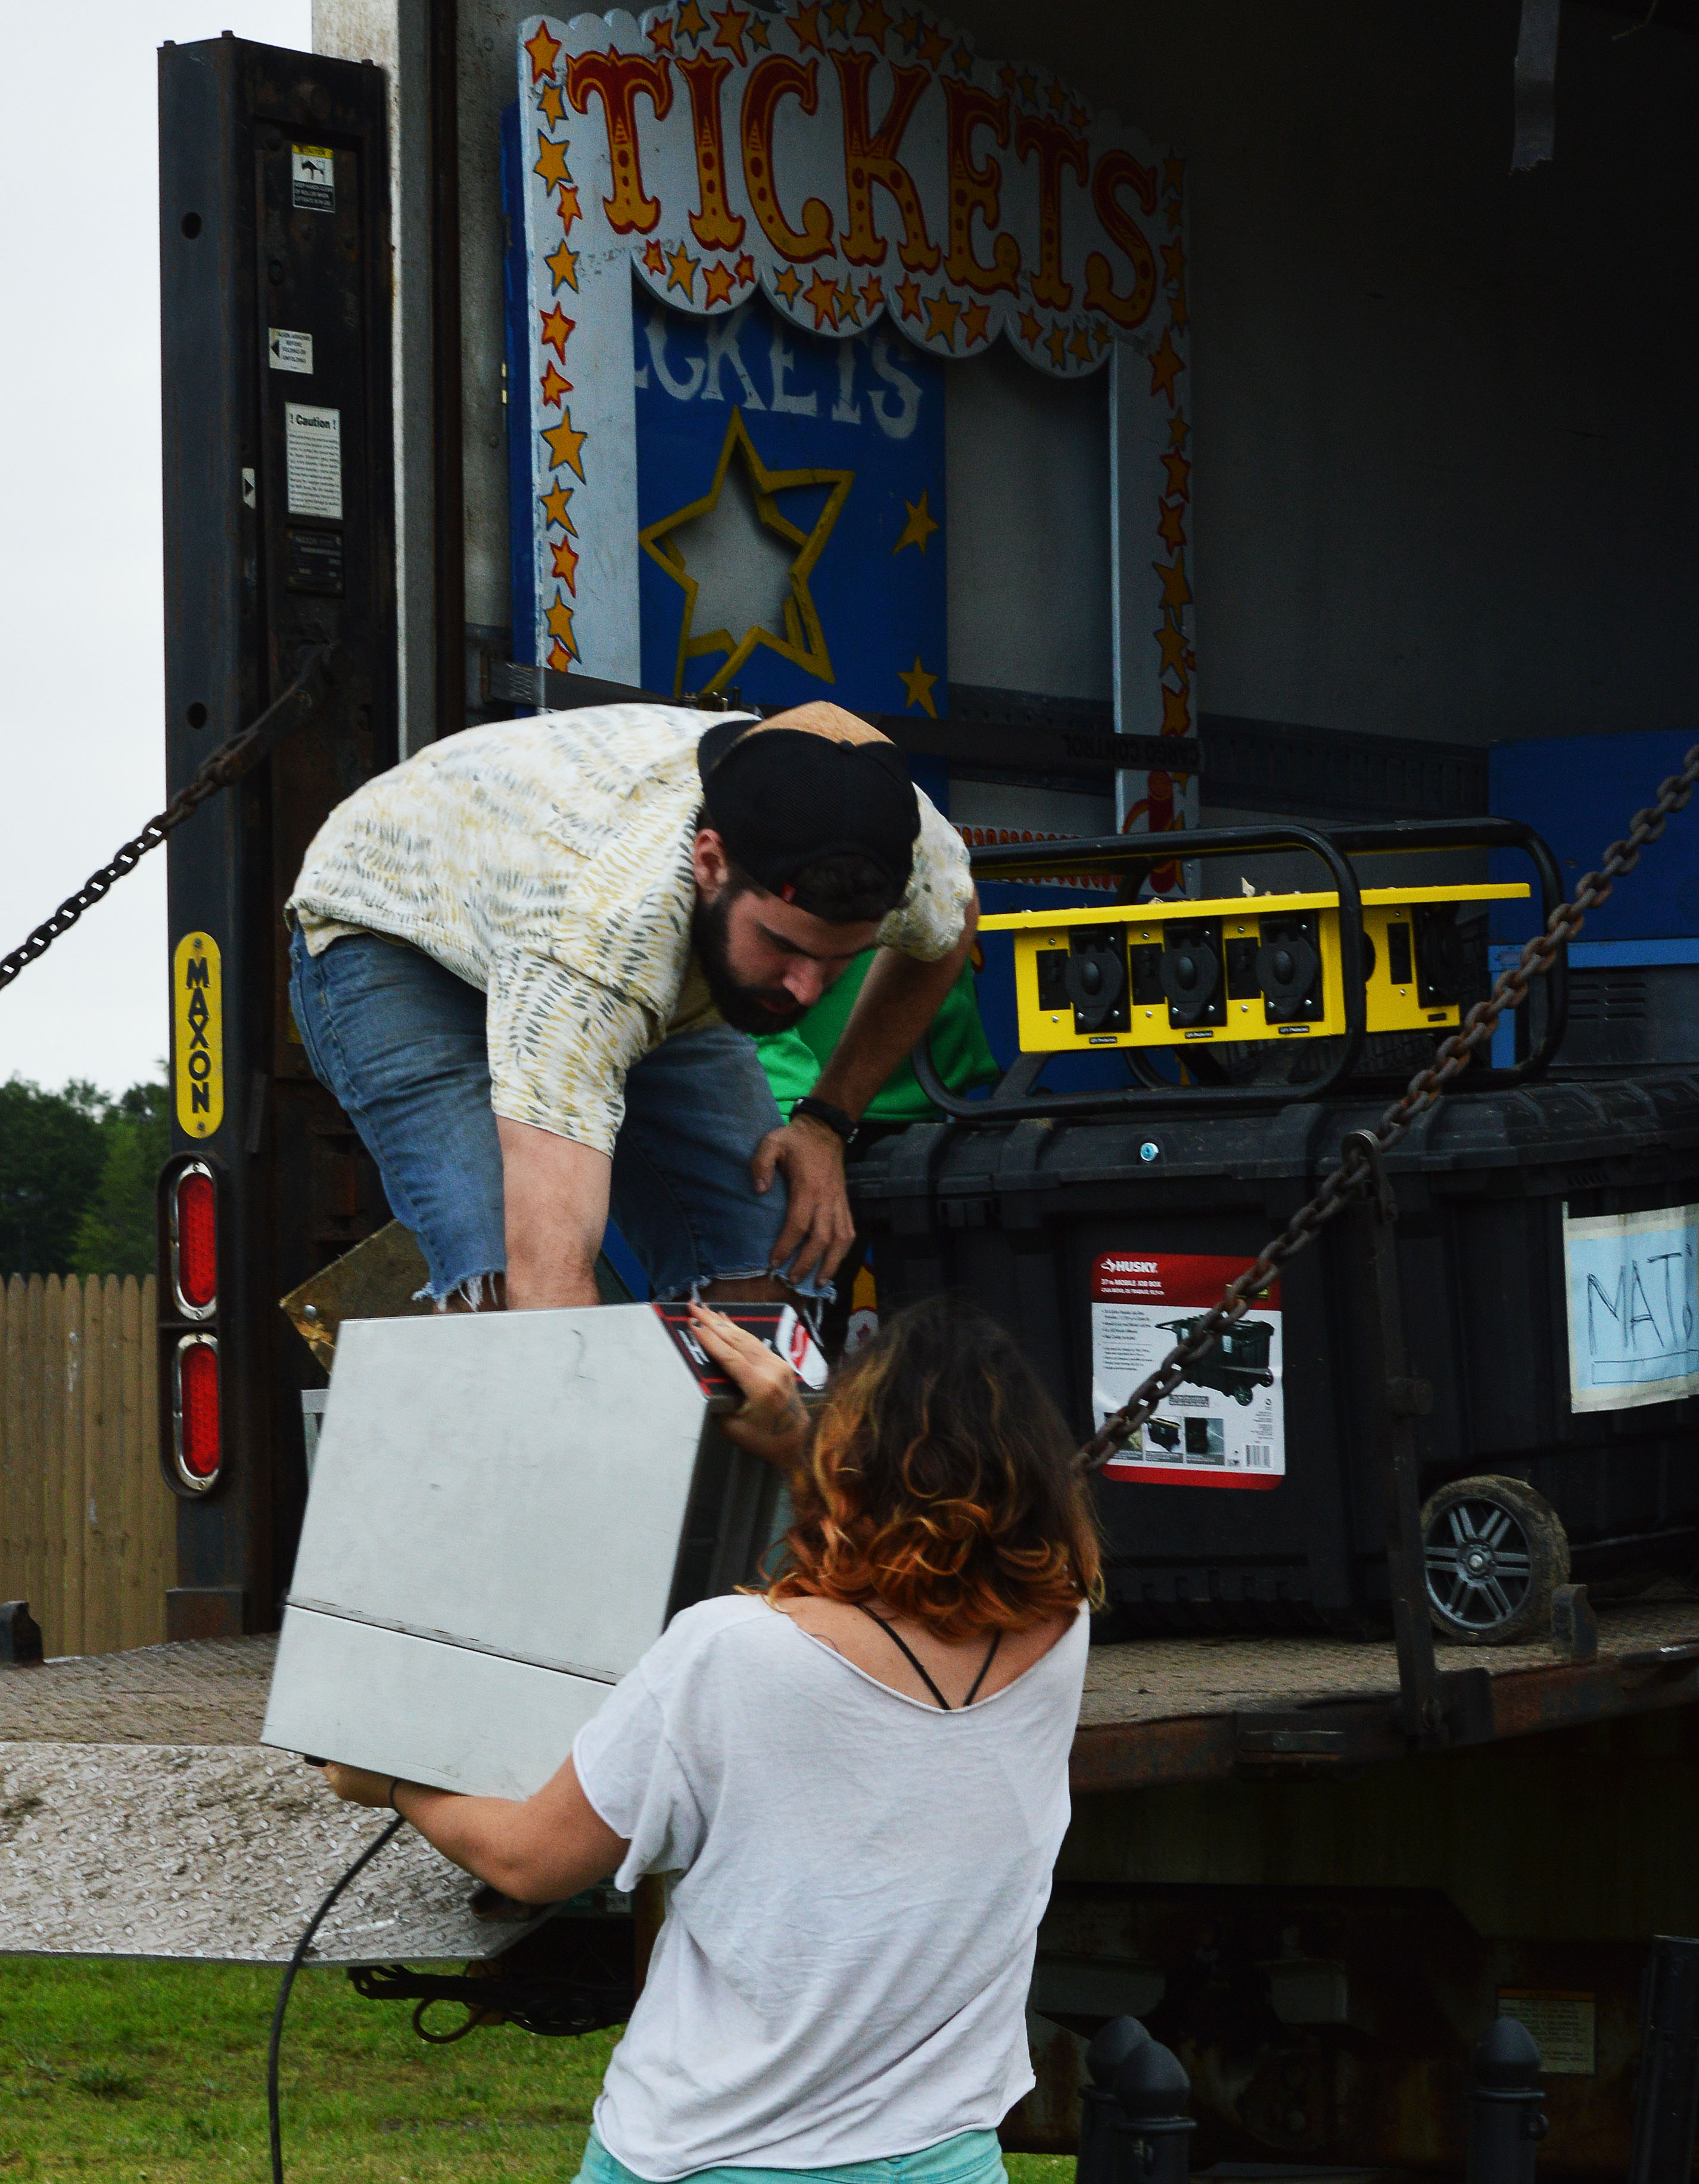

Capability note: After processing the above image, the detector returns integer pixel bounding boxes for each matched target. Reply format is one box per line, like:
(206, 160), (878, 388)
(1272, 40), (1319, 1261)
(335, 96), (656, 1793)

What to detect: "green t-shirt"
(754, 950), (999, 1122)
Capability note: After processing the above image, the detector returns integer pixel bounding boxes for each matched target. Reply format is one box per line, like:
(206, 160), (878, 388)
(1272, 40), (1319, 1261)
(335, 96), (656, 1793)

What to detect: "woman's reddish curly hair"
(767, 1295), (1101, 1639)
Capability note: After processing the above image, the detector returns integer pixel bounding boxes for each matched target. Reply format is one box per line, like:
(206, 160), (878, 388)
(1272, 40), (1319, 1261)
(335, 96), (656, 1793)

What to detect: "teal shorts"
(577, 2124), (1007, 2184)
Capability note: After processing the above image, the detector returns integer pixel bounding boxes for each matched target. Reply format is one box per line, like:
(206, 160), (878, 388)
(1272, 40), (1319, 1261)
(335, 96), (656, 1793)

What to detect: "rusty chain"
(1078, 736), (1699, 1471)
(0, 647), (337, 997)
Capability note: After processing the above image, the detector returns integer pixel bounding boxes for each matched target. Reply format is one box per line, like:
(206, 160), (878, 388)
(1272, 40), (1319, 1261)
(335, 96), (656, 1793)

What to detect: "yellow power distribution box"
(979, 883), (1527, 1054)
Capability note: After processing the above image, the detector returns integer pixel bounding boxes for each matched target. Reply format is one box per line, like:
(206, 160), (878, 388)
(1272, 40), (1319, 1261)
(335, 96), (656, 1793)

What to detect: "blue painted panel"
(634, 290), (947, 718)
(1490, 730), (1699, 942)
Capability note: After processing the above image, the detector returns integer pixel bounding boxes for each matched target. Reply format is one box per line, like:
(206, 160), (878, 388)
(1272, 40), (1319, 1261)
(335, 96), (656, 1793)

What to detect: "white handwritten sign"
(1563, 1202), (1699, 1413)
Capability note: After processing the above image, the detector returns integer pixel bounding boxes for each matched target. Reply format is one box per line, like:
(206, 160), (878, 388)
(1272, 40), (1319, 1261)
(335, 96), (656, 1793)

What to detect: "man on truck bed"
(286, 701), (976, 1311)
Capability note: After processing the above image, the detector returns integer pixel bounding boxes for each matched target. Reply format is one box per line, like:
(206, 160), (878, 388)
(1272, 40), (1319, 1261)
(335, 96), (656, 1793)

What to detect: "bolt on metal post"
(1629, 1936), (1699, 2184)
(1467, 2015), (1548, 2184)
(1078, 2015), (1195, 2184)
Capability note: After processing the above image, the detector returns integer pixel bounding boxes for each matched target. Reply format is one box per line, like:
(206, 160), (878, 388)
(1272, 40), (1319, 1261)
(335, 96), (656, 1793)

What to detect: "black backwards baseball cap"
(697, 705), (919, 912)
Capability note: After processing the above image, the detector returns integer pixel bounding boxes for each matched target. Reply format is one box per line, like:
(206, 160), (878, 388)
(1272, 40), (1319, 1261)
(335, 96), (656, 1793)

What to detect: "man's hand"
(751, 1112), (855, 1288)
(687, 1302), (811, 1472)
(322, 1762), (403, 1809)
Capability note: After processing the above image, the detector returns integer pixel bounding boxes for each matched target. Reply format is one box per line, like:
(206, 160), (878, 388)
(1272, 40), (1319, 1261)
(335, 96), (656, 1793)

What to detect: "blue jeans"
(287, 926), (829, 1304)
(578, 2127), (1006, 2184)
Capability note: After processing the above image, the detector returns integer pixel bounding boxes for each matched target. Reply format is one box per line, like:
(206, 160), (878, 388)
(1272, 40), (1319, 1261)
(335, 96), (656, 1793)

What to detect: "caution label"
(1498, 1990), (1597, 2076)
(173, 931), (224, 1139)
(1092, 1251), (1284, 1488)
(284, 402), (342, 520)
(291, 145), (334, 211)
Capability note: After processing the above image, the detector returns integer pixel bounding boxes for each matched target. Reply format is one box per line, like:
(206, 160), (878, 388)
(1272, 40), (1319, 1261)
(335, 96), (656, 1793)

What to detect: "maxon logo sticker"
(173, 932), (224, 1138)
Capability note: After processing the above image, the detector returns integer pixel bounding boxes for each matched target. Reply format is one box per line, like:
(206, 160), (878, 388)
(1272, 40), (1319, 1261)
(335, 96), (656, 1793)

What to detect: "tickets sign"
(512, 1), (1192, 722)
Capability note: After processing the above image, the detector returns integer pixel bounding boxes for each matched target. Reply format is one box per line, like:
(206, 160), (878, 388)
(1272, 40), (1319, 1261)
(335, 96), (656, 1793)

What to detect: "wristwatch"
(791, 1094), (858, 1144)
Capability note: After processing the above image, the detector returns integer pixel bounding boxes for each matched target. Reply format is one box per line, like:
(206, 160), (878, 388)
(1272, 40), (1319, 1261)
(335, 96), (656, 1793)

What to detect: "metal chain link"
(1078, 737), (1699, 1471)
(0, 648), (335, 996)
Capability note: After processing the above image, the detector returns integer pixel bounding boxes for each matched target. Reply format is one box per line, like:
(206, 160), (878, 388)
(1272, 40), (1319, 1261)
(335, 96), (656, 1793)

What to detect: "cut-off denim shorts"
(287, 924), (831, 1306)
(578, 2126), (1007, 2184)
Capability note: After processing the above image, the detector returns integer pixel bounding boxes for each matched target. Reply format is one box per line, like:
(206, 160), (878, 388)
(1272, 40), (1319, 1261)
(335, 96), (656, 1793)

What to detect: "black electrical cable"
(267, 1813), (404, 2184)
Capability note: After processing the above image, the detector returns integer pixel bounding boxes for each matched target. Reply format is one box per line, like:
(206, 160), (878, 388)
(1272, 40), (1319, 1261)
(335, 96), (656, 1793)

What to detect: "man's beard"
(692, 888), (809, 1036)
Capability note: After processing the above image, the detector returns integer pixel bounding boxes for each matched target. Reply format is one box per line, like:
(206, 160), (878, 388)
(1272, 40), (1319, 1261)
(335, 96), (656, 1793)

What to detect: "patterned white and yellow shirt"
(288, 705), (973, 1155)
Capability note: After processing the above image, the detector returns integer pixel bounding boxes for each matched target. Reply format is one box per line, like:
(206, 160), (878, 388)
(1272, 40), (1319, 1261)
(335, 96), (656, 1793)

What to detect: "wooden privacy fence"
(0, 1274), (175, 1659)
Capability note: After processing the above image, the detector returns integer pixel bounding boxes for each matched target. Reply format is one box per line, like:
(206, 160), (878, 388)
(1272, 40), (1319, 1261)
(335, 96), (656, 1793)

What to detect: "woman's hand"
(320, 1762), (402, 1809)
(687, 1301), (812, 1473)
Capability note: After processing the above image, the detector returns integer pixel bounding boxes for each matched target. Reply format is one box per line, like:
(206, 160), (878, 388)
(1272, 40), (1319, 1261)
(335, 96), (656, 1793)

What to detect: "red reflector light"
(175, 1167), (217, 1311)
(177, 1338), (221, 1484)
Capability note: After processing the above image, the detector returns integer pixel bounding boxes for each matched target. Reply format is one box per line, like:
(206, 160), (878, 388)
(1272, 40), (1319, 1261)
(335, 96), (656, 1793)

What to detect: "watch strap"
(792, 1094), (857, 1143)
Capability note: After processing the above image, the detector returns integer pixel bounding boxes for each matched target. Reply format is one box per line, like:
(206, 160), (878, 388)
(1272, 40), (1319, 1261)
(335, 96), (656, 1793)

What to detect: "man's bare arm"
(752, 895), (979, 1283)
(496, 1118), (611, 1308)
(811, 894), (979, 1119)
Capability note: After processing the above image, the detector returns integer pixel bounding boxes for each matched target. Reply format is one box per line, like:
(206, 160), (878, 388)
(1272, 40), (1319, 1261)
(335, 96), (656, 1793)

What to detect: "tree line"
(1, 1076), (169, 1281)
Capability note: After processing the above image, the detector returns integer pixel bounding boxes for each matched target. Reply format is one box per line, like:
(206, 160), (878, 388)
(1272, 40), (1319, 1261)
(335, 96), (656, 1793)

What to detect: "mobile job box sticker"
(1091, 1252), (1284, 1488)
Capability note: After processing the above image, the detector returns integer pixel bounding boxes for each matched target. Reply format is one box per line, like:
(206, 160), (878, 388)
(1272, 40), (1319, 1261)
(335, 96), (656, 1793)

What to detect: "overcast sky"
(0, 1), (311, 1100)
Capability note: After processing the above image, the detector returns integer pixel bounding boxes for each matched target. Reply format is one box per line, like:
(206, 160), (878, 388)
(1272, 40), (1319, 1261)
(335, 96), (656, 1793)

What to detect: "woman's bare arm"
(322, 1751), (627, 1906)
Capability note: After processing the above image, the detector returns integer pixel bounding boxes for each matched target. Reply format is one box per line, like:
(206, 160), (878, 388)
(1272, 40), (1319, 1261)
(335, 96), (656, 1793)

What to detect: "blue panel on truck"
(1490, 730), (1698, 941)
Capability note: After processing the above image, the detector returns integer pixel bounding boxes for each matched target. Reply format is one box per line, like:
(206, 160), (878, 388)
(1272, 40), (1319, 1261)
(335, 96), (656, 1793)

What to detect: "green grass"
(0, 1959), (1078, 2183)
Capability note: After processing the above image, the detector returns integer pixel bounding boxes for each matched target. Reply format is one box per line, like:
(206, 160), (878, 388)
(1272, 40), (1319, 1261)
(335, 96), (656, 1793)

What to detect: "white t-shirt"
(572, 1594), (1089, 2182)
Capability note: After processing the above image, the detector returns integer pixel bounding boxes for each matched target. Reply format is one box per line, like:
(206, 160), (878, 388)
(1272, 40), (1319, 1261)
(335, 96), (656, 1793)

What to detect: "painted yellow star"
(555, 179), (582, 229)
(1068, 324), (1093, 363)
(524, 20), (562, 79)
(749, 17), (770, 45)
(1160, 237), (1185, 287)
(1016, 66), (1037, 105)
(917, 20), (947, 62)
(643, 239), (667, 275)
(542, 409), (589, 478)
(703, 259), (737, 306)
(857, 274), (884, 313)
(735, 252), (755, 283)
(1168, 413), (1189, 451)
(1156, 497), (1187, 552)
(539, 304), (574, 357)
(539, 360), (572, 407)
(855, 0), (891, 40)
(961, 298), (990, 345)
(825, 0), (851, 32)
(1044, 322), (1068, 369)
(1016, 307), (1041, 347)
(676, 0), (709, 36)
(1154, 554), (1191, 610)
(550, 533), (581, 590)
(892, 488), (939, 555)
(533, 135), (571, 189)
(922, 290), (960, 346)
(899, 656), (938, 716)
(538, 82), (568, 125)
(1160, 449), (1191, 498)
(666, 242), (700, 299)
(648, 14), (676, 48)
(1148, 325), (1184, 401)
(544, 240), (579, 293)
(547, 638), (575, 670)
(540, 481), (577, 531)
(895, 275), (923, 323)
(712, 3), (751, 61)
(803, 269), (841, 327)
(1160, 680), (1191, 734)
(545, 592), (577, 652)
(638, 410), (853, 697)
(1155, 619), (1188, 676)
(791, 0), (825, 52)
(895, 9), (924, 50)
(773, 264), (804, 305)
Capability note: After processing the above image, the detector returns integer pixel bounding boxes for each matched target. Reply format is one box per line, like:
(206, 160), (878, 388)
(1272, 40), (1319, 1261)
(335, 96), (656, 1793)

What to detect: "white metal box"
(262, 1303), (801, 1798)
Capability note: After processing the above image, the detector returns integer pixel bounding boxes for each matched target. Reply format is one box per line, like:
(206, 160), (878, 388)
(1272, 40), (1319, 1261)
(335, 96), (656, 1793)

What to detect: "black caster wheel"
(1421, 1475), (1570, 1644)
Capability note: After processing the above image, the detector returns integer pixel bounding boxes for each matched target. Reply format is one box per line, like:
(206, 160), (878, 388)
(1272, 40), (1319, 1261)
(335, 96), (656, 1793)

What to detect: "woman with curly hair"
(323, 1293), (1099, 2184)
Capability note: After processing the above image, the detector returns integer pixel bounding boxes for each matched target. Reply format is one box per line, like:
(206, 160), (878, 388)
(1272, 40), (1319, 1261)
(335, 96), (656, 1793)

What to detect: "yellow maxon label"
(174, 931), (224, 1138)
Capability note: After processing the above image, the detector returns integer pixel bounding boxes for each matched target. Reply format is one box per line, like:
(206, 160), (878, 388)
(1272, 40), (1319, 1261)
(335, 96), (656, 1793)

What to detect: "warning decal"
(284, 403), (342, 520)
(291, 145), (335, 211)
(1092, 1252), (1284, 1488)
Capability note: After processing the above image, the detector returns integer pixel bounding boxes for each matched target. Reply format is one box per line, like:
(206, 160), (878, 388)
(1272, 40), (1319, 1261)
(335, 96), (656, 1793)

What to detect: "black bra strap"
(857, 1606), (1002, 1711)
